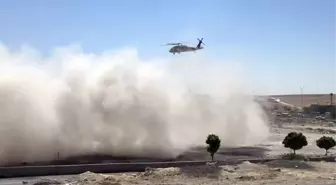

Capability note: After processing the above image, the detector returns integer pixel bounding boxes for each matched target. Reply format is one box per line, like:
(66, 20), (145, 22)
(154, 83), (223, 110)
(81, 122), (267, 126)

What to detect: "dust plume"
(0, 43), (270, 165)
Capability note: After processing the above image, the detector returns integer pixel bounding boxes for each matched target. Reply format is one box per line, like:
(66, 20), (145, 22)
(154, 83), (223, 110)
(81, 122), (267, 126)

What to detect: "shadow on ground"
(176, 146), (271, 161)
(3, 146), (272, 167)
(3, 155), (174, 167)
(218, 146), (271, 157)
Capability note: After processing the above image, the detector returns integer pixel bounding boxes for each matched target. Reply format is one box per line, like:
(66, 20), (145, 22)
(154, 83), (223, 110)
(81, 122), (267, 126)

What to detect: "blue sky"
(0, 0), (335, 95)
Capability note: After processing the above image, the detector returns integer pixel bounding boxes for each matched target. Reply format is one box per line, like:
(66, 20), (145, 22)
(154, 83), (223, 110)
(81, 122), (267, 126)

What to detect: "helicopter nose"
(169, 48), (174, 53)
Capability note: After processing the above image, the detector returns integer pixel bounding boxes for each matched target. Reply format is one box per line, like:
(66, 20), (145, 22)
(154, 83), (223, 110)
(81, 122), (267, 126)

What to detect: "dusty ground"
(266, 94), (335, 107)
(4, 120), (334, 185)
(263, 122), (336, 157)
(1, 112), (335, 185)
(20, 160), (336, 185)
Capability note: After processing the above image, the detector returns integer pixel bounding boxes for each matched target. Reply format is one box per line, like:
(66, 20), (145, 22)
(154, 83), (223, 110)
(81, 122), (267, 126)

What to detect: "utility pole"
(299, 86), (304, 123)
(300, 86), (304, 108)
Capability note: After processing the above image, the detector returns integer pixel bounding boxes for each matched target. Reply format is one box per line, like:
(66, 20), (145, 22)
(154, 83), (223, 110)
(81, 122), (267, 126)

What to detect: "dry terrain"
(268, 94), (335, 107)
(2, 119), (335, 185)
(1, 95), (335, 185)
(12, 160), (336, 185)
(72, 160), (336, 185)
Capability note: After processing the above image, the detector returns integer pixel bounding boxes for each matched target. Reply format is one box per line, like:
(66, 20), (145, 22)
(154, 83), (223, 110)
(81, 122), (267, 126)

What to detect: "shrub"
(206, 134), (221, 161)
(316, 136), (336, 156)
(282, 132), (308, 155)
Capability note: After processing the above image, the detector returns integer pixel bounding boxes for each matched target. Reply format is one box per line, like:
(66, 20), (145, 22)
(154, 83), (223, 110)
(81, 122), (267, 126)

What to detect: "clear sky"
(0, 0), (335, 95)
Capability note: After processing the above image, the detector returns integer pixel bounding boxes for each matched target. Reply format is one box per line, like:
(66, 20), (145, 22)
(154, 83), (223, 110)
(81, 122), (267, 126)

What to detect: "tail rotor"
(196, 38), (205, 48)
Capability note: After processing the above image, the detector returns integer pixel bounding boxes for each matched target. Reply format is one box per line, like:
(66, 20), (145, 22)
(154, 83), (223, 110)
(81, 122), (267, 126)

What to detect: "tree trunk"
(325, 149), (328, 156)
(293, 150), (296, 155)
(211, 153), (214, 161)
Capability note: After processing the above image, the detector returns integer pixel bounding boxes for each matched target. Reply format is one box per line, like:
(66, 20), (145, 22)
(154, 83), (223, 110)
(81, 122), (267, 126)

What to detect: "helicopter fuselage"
(169, 45), (203, 54)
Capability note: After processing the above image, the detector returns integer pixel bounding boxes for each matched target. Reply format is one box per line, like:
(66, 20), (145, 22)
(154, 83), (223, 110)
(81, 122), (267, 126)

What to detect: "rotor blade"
(162, 43), (181, 46)
(197, 38), (205, 45)
(168, 42), (182, 45)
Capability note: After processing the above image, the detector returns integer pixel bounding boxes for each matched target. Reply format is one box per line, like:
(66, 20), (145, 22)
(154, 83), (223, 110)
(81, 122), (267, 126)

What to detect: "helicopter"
(162, 38), (205, 54)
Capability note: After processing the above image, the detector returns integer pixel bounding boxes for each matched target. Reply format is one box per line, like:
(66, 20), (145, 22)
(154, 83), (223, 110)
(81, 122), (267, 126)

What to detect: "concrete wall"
(0, 157), (334, 178)
(0, 161), (207, 178)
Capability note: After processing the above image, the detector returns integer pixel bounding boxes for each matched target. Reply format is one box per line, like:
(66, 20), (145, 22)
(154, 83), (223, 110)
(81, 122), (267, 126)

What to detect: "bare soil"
(2, 104), (336, 185)
(27, 160), (336, 185)
(12, 120), (335, 185)
(268, 94), (335, 107)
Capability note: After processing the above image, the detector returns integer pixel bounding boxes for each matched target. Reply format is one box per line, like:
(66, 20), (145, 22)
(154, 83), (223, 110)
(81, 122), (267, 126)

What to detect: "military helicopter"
(162, 38), (205, 54)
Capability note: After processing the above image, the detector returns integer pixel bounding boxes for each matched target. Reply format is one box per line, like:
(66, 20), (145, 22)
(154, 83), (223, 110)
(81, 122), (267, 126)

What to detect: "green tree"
(316, 136), (336, 156)
(206, 134), (221, 161)
(282, 132), (308, 155)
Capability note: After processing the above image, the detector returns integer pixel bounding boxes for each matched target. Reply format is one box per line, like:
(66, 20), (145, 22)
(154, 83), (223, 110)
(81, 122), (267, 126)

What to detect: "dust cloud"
(0, 43), (270, 165)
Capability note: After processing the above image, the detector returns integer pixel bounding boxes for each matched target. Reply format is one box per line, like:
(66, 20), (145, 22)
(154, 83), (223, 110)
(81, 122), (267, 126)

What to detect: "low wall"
(0, 161), (205, 178)
(0, 156), (334, 178)
(0, 159), (262, 178)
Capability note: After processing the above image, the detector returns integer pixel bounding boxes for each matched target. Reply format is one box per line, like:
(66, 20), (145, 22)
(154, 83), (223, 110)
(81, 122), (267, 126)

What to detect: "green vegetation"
(282, 132), (336, 158)
(282, 132), (308, 155)
(316, 136), (336, 156)
(206, 134), (221, 161)
(201, 132), (335, 163)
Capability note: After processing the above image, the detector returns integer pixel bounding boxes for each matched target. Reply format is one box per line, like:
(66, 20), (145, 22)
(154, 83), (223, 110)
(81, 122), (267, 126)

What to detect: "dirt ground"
(27, 160), (335, 185)
(12, 123), (335, 185)
(262, 122), (336, 157)
(267, 94), (335, 107)
(2, 107), (336, 185)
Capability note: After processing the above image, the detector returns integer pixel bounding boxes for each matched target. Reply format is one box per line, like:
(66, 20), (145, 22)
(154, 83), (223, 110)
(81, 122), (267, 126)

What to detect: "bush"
(206, 134), (221, 161)
(316, 136), (336, 156)
(282, 132), (308, 155)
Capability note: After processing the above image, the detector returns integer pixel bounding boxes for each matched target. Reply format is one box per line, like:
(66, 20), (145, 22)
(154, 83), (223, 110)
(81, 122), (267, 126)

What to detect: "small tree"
(206, 134), (221, 161)
(316, 136), (336, 156)
(282, 132), (308, 155)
